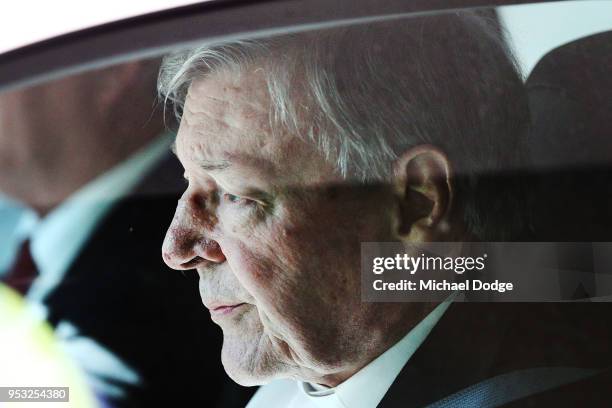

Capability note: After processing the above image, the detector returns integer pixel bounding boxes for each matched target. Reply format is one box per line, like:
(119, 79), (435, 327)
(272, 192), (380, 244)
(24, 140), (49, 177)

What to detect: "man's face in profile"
(162, 68), (402, 386)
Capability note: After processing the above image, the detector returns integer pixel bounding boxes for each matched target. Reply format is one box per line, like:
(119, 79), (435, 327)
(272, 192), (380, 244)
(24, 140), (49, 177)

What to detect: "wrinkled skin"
(162, 69), (434, 387)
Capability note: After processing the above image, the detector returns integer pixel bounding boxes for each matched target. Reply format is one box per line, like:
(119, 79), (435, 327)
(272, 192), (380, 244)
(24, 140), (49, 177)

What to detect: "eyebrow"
(200, 160), (231, 171)
(170, 140), (232, 172)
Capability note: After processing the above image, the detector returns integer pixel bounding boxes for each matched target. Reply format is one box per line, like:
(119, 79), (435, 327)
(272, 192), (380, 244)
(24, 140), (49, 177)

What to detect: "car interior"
(1, 1), (611, 407)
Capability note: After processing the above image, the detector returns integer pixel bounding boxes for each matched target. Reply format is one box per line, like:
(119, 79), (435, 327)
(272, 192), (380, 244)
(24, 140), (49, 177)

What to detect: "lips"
(207, 302), (247, 315)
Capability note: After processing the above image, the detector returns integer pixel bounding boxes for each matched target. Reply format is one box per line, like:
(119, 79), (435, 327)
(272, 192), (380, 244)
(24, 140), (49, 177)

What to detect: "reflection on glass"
(1, 4), (612, 408)
(0, 60), (252, 407)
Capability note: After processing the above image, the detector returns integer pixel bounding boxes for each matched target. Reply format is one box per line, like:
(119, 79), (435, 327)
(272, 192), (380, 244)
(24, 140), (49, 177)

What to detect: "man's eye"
(224, 193), (240, 202)
(223, 193), (255, 206)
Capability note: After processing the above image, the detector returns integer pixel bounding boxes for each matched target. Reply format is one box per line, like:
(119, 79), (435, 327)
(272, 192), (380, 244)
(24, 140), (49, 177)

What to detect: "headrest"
(527, 31), (612, 169)
(526, 31), (612, 242)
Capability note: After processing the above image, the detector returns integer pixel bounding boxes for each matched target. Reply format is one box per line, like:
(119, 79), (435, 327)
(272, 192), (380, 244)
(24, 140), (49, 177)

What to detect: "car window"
(1, 2), (611, 407)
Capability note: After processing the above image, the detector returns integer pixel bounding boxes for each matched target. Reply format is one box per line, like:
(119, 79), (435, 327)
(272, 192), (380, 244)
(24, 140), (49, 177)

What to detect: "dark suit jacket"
(379, 303), (612, 407)
(42, 152), (255, 407)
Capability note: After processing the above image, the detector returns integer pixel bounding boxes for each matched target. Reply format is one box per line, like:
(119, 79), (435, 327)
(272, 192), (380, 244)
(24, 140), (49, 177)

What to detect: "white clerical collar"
(302, 381), (334, 397)
(299, 294), (455, 408)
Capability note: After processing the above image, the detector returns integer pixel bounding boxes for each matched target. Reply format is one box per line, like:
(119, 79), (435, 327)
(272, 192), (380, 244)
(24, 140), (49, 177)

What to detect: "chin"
(221, 350), (268, 387)
(220, 334), (283, 387)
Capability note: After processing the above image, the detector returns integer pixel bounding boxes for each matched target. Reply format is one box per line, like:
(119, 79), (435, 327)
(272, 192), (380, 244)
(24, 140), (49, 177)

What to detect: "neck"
(310, 302), (437, 387)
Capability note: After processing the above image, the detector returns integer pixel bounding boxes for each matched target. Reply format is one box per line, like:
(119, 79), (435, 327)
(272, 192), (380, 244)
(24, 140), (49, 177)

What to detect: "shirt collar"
(300, 294), (455, 408)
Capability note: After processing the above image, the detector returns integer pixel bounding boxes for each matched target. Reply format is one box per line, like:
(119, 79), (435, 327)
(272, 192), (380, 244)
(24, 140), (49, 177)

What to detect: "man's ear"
(392, 144), (454, 241)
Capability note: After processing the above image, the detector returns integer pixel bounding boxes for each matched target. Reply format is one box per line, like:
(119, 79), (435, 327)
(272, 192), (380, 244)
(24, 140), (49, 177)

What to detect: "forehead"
(178, 68), (272, 153)
(188, 69), (271, 127)
(176, 68), (338, 184)
(178, 69), (288, 170)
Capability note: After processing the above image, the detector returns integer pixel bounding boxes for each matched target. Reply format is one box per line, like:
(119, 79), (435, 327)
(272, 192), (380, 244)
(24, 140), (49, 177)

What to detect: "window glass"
(1, 3), (611, 407)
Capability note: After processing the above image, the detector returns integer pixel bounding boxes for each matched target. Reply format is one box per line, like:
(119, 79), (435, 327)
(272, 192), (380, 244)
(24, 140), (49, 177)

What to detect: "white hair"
(158, 12), (531, 239)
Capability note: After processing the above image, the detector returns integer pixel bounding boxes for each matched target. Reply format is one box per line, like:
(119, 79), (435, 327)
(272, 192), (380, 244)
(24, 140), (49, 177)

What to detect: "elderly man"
(160, 11), (612, 408)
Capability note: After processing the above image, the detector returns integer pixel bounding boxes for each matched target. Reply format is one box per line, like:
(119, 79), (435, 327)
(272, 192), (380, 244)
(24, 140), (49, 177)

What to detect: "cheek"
(216, 199), (303, 278)
(215, 211), (317, 331)
(219, 221), (302, 294)
(217, 199), (361, 288)
(215, 195), (391, 312)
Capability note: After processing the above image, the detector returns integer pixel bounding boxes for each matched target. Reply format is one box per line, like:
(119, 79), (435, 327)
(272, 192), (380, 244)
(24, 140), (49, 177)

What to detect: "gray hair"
(158, 11), (531, 240)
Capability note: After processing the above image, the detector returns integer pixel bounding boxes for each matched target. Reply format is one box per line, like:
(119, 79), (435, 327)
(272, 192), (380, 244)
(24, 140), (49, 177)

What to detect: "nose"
(162, 192), (226, 270)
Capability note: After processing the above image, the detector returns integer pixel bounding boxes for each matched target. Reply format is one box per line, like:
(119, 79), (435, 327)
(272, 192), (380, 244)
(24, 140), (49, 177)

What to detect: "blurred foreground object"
(0, 284), (97, 408)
